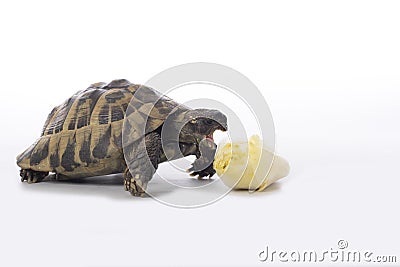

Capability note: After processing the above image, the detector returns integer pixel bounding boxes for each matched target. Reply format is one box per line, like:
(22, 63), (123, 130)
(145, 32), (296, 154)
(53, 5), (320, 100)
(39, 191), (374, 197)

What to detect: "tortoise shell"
(16, 79), (187, 178)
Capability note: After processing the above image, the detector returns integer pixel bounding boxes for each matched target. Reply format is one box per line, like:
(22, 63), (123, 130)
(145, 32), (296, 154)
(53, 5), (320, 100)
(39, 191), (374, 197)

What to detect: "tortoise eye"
(204, 119), (213, 125)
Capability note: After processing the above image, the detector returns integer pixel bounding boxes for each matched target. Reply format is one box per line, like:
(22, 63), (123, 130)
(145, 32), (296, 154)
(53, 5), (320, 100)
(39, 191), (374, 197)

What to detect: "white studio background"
(0, 1), (399, 266)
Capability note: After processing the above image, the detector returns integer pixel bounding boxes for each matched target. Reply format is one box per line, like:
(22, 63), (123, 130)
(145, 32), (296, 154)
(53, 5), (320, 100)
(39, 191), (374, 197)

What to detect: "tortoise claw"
(123, 170), (148, 197)
(20, 169), (48, 183)
(188, 165), (216, 179)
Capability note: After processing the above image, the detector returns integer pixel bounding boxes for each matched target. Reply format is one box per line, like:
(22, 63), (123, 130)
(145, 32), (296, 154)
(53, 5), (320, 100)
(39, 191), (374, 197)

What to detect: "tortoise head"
(178, 109), (228, 144)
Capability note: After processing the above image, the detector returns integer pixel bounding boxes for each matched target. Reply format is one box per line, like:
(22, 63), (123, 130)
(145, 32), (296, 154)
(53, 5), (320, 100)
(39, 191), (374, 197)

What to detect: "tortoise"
(16, 79), (228, 196)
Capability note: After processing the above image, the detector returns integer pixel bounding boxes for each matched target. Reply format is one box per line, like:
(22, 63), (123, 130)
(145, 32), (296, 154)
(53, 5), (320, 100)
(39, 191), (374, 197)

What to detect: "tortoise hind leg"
(20, 169), (49, 183)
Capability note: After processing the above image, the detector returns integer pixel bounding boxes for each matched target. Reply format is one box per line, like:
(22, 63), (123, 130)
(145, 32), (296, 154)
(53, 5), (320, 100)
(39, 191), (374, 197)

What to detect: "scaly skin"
(124, 132), (161, 196)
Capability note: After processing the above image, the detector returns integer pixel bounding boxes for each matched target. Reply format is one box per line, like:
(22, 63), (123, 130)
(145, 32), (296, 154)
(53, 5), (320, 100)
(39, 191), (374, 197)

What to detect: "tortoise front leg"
(188, 138), (217, 179)
(123, 131), (161, 197)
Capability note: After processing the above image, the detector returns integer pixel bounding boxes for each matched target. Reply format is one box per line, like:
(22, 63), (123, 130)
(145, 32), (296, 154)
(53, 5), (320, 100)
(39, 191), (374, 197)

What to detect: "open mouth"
(206, 133), (214, 141)
(205, 124), (227, 142)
